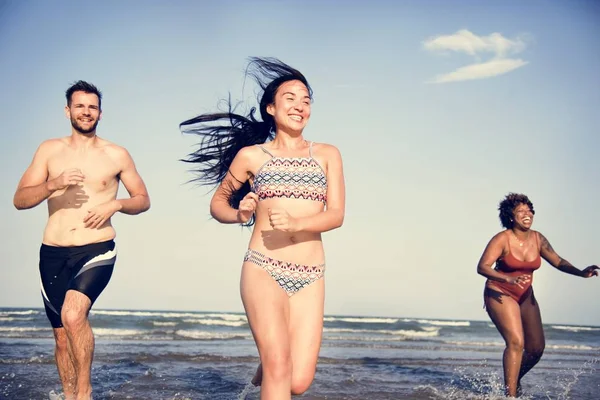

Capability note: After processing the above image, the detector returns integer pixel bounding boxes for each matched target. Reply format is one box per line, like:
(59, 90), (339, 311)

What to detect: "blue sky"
(1, 0), (599, 326)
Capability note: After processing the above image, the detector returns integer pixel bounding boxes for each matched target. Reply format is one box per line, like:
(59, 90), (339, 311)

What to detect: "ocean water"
(0, 308), (598, 399)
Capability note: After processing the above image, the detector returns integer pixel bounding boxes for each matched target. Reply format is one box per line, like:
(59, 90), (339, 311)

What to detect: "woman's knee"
(291, 369), (316, 395)
(504, 335), (524, 352)
(527, 344), (545, 360)
(261, 351), (292, 380)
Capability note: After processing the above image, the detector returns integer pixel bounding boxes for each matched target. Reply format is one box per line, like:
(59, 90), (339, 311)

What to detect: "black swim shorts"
(39, 240), (117, 328)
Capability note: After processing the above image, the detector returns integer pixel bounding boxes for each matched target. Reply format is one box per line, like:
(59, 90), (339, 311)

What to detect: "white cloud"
(428, 58), (529, 84)
(423, 29), (529, 83)
(424, 29), (526, 57)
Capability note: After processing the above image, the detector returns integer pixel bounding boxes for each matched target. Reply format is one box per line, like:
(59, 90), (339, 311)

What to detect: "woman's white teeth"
(289, 115), (302, 121)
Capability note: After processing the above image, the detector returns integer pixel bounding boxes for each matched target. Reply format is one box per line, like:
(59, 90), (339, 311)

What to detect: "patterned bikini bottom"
(243, 249), (325, 297)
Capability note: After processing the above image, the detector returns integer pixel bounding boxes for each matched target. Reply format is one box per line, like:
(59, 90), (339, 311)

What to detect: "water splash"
(169, 393), (192, 400)
(542, 357), (598, 400)
(416, 358), (599, 400)
(414, 360), (527, 400)
(237, 380), (255, 400)
(48, 390), (65, 400)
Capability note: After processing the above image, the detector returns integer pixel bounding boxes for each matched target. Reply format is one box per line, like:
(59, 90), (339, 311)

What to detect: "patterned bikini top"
(251, 142), (327, 204)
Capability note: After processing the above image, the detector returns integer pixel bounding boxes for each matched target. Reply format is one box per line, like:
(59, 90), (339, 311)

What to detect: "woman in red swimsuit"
(477, 193), (598, 397)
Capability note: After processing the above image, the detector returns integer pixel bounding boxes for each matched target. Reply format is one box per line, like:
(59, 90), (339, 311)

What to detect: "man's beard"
(71, 117), (99, 134)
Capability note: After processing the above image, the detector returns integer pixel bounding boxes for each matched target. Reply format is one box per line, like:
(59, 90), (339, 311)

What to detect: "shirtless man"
(13, 80), (150, 400)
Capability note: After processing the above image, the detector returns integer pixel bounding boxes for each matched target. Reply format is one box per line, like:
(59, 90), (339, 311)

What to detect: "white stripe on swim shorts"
(73, 247), (117, 279)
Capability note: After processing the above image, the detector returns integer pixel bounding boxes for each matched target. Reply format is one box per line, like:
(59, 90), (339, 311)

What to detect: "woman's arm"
(296, 145), (345, 233)
(477, 233), (512, 283)
(476, 232), (532, 289)
(538, 232), (599, 278)
(209, 147), (254, 224)
(268, 144), (345, 233)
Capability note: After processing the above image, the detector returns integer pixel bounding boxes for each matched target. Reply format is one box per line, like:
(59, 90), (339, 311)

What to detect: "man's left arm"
(84, 147), (150, 229)
(114, 147), (151, 215)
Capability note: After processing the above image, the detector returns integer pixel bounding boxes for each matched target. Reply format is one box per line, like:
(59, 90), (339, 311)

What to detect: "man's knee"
(61, 290), (91, 329)
(61, 306), (88, 331)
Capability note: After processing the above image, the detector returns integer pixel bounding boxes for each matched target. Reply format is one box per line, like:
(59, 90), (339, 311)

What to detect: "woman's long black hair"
(180, 57), (312, 226)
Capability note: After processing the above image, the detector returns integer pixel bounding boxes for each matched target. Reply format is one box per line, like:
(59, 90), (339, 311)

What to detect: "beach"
(0, 307), (598, 399)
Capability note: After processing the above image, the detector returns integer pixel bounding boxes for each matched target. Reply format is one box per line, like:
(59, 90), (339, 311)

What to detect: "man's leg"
(53, 327), (77, 399)
(40, 243), (76, 398)
(60, 240), (116, 399)
(61, 290), (93, 400)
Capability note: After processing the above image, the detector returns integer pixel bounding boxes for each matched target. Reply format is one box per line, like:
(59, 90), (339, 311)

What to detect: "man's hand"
(48, 168), (85, 191)
(84, 201), (121, 229)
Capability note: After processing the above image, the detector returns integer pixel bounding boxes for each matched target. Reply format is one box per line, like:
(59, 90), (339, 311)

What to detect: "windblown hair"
(66, 80), (102, 109)
(498, 193), (535, 229)
(180, 57), (312, 226)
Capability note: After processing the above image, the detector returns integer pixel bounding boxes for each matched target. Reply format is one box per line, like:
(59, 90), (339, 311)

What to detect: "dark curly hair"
(498, 193), (535, 229)
(180, 57), (312, 226)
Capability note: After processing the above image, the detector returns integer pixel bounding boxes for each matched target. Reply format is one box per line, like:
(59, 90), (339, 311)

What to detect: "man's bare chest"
(48, 149), (121, 191)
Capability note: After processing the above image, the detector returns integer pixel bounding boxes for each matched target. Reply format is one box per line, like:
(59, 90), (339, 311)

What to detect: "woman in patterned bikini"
(477, 193), (598, 397)
(180, 57), (345, 399)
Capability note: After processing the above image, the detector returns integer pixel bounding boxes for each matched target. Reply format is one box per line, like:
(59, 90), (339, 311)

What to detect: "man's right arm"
(13, 141), (68, 210)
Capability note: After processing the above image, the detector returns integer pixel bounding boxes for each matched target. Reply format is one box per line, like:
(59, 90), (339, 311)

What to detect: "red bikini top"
(496, 231), (541, 273)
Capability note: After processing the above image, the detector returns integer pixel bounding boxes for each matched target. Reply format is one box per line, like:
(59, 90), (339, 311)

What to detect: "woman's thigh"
(241, 262), (291, 355)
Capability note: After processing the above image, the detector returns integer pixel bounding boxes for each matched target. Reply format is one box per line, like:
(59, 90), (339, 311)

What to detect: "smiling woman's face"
(513, 203), (534, 229)
(267, 79), (311, 134)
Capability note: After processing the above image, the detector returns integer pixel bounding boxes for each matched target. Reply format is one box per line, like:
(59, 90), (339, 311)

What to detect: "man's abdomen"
(43, 208), (116, 246)
(45, 183), (118, 246)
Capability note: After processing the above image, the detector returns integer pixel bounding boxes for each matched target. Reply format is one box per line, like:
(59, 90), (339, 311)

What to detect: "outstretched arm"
(13, 141), (83, 210)
(539, 232), (599, 278)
